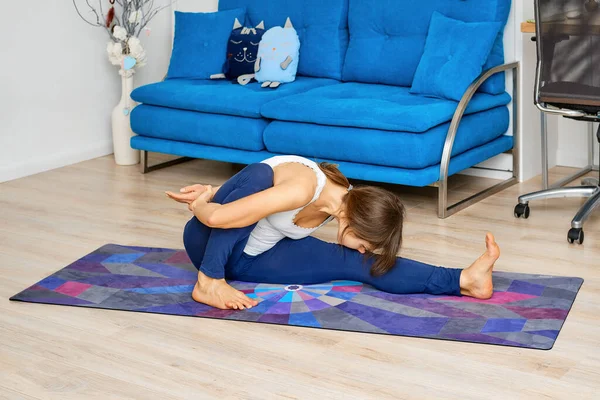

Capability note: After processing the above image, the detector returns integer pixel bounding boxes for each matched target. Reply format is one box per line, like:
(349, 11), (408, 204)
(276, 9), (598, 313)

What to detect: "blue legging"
(183, 163), (463, 296)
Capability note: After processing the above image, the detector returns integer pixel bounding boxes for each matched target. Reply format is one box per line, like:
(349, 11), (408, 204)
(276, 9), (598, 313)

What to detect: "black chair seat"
(540, 81), (600, 111)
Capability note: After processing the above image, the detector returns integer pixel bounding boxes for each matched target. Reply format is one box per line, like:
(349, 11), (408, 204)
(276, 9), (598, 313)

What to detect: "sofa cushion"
(297, 136), (513, 187)
(330, 135), (514, 187)
(409, 12), (502, 101)
(131, 105), (269, 151)
(342, 0), (511, 94)
(263, 106), (509, 169)
(219, 0), (349, 80)
(131, 136), (275, 166)
(261, 82), (511, 133)
(166, 9), (246, 80)
(130, 135), (512, 188)
(130, 77), (338, 119)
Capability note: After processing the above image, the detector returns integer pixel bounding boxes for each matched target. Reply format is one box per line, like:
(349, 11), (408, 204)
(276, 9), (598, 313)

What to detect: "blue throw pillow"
(410, 12), (502, 101)
(166, 8), (246, 80)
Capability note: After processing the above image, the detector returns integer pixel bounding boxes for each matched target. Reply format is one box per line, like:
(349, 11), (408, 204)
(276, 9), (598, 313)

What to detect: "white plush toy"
(254, 17), (301, 89)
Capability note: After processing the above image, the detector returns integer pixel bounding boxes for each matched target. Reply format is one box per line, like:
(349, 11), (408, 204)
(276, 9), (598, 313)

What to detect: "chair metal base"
(518, 179), (600, 230)
(582, 177), (599, 186)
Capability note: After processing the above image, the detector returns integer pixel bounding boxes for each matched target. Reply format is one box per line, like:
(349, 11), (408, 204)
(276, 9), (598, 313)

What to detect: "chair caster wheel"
(514, 203), (530, 219)
(567, 228), (584, 245)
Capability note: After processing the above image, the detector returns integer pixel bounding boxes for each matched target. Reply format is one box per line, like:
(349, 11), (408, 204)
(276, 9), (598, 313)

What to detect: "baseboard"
(0, 140), (113, 183)
(459, 167), (513, 180)
(457, 152), (514, 180)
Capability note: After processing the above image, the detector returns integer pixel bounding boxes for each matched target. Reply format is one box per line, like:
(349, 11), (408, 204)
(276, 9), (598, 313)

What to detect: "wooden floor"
(1, 155), (599, 400)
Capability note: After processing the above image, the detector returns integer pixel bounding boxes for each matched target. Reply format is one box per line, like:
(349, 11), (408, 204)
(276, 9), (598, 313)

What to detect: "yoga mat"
(10, 244), (583, 350)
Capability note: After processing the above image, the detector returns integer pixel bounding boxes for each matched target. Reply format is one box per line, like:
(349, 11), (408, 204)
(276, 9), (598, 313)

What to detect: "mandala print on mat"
(235, 281), (363, 326)
(10, 244), (584, 350)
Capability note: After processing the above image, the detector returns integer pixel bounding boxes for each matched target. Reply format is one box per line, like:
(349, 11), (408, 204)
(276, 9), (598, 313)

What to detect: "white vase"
(111, 74), (140, 165)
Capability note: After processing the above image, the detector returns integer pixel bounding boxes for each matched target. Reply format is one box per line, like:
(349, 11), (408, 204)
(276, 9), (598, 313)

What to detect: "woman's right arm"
(191, 180), (313, 229)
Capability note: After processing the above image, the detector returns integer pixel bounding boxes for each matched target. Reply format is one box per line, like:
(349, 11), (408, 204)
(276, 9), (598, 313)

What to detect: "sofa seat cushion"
(261, 83), (511, 133)
(131, 105), (269, 151)
(130, 77), (338, 119)
(263, 106), (509, 169)
(300, 136), (513, 187)
(130, 135), (512, 188)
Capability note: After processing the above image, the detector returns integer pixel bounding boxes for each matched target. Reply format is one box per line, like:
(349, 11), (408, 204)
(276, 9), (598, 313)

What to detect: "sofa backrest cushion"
(167, 9), (246, 80)
(219, 0), (349, 80)
(342, 0), (511, 94)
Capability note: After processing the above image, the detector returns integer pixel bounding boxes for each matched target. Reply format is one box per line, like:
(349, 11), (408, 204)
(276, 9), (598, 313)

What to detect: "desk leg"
(541, 112), (549, 190)
(541, 118), (595, 189)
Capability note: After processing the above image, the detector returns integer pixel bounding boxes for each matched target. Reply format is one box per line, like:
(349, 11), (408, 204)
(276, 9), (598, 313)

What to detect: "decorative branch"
(72, 0), (98, 26)
(138, 4), (171, 35)
(73, 0), (174, 41)
(73, 0), (174, 75)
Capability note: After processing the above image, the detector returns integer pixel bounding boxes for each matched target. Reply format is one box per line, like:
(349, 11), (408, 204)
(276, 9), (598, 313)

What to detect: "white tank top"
(243, 155), (334, 256)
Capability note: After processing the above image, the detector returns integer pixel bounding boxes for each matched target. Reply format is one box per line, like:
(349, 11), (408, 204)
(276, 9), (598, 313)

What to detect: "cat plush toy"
(254, 17), (300, 89)
(211, 19), (265, 84)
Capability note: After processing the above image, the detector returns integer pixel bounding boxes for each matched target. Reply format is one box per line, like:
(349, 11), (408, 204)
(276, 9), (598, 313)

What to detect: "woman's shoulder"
(261, 157), (317, 204)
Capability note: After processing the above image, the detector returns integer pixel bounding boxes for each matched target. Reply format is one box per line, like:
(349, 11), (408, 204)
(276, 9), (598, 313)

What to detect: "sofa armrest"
(438, 62), (520, 218)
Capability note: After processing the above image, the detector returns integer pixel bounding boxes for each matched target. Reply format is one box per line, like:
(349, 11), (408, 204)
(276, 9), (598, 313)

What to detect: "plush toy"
(211, 19), (265, 84)
(254, 18), (300, 89)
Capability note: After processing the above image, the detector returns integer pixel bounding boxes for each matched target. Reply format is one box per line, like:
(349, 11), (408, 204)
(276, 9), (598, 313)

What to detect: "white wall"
(175, 0), (217, 13)
(0, 1), (172, 183)
(556, 118), (596, 167)
(4, 1), (583, 184)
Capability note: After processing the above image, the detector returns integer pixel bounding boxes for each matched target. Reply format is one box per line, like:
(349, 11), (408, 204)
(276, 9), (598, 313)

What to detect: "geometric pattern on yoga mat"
(9, 244), (584, 350)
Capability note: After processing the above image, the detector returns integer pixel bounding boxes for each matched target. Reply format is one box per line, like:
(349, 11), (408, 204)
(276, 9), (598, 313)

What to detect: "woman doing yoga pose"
(167, 156), (499, 311)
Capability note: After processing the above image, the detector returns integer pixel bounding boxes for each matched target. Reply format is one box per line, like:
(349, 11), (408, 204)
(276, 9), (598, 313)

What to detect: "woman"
(167, 155), (499, 311)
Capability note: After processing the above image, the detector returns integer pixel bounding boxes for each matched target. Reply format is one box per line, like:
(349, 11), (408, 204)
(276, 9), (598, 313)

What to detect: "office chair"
(514, 0), (600, 244)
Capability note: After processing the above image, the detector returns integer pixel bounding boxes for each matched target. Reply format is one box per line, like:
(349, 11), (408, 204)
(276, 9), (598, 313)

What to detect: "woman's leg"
(198, 164), (273, 279)
(182, 218), (212, 271)
(233, 235), (499, 298)
(182, 162), (274, 310)
(183, 162), (274, 276)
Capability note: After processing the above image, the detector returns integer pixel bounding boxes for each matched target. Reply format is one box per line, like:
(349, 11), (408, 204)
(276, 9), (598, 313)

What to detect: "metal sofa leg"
(140, 150), (194, 174)
(437, 62), (520, 218)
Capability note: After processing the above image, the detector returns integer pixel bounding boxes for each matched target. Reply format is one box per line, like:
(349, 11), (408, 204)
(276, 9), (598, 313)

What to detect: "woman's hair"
(318, 162), (405, 277)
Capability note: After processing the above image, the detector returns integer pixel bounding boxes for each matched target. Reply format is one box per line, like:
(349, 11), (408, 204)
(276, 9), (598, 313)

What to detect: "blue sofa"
(130, 0), (519, 218)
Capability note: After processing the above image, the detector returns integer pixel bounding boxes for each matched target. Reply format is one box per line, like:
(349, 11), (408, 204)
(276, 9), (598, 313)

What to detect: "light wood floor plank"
(1, 156), (600, 399)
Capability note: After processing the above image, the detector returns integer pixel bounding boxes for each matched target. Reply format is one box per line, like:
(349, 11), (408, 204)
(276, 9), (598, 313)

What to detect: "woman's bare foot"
(192, 271), (259, 310)
(459, 233), (500, 299)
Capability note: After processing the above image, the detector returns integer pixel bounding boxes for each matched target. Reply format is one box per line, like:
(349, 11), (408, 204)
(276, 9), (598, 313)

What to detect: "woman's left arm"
(190, 182), (311, 229)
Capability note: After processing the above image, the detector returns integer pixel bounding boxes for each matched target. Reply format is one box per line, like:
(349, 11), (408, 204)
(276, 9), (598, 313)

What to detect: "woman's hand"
(166, 184), (209, 204)
(189, 185), (214, 212)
